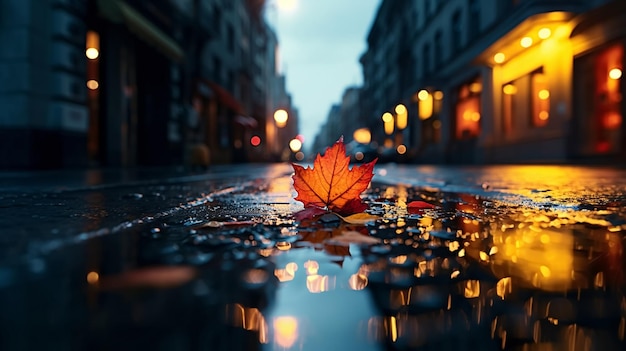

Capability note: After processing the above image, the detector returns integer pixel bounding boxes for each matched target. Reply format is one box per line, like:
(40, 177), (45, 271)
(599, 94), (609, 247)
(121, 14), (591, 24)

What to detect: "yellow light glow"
(520, 36), (533, 48)
(86, 47), (99, 59)
(86, 31), (100, 59)
(384, 120), (394, 135)
(538, 28), (551, 39)
(394, 104), (406, 115)
(493, 52), (505, 64)
(503, 84), (517, 95)
(353, 128), (371, 144)
(289, 138), (302, 152)
(418, 91), (433, 120)
(86, 271), (99, 284)
(382, 112), (393, 123)
(609, 68), (622, 80)
(433, 91), (444, 100)
(469, 82), (482, 93)
(396, 144), (407, 155)
(273, 109), (288, 127)
(471, 112), (481, 122)
(417, 90), (429, 101)
(539, 111), (549, 120)
(276, 0), (297, 12)
(395, 104), (408, 129)
(273, 316), (298, 349)
(86, 80), (99, 90)
(464, 280), (480, 298)
(538, 89), (550, 100)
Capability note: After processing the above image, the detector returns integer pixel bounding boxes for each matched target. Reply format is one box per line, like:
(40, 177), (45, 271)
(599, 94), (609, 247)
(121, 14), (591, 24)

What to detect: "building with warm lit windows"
(361, 0), (625, 164)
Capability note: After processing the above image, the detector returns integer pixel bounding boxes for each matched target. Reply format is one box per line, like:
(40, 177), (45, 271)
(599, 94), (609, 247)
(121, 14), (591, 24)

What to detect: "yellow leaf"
(338, 212), (381, 225)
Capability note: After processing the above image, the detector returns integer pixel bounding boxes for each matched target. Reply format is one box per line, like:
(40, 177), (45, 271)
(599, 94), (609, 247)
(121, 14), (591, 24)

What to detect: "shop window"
(531, 69), (550, 127)
(455, 77), (481, 140)
(593, 43), (623, 153)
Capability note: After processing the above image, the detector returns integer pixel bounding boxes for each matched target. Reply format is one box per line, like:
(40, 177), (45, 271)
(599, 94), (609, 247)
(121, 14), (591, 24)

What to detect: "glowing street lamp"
(289, 138), (302, 152)
(395, 104), (408, 130)
(382, 112), (394, 135)
(274, 109), (288, 128)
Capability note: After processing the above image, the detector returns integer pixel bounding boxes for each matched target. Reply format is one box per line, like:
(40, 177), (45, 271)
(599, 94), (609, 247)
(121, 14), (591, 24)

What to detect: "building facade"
(360, 0), (625, 164)
(0, 0), (296, 169)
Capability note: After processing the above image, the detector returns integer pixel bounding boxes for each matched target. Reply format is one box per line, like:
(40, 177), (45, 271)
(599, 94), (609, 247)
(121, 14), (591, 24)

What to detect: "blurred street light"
(382, 112), (394, 135)
(289, 138), (302, 152)
(353, 128), (371, 144)
(395, 104), (407, 130)
(274, 109), (288, 128)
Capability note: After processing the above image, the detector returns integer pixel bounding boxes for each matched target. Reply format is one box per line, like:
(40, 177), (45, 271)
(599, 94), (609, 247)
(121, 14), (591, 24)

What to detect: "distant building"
(0, 0), (297, 169)
(360, 0), (625, 164)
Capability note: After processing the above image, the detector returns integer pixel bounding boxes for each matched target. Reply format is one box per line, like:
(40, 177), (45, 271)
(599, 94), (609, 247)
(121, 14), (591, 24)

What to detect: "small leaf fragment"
(338, 212), (381, 225)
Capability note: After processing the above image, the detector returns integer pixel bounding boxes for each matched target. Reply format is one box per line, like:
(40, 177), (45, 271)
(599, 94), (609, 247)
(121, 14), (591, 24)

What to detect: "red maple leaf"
(292, 137), (377, 217)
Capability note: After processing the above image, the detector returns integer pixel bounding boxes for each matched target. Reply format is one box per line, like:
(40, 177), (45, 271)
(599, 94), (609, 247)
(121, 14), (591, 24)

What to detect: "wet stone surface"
(1, 164), (625, 350)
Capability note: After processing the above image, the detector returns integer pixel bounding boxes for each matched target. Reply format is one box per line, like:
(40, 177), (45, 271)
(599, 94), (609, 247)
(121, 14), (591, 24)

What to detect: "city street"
(1, 163), (626, 350)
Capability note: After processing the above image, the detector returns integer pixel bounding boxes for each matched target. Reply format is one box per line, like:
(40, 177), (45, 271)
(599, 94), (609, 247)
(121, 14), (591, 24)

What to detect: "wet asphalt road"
(1, 163), (625, 350)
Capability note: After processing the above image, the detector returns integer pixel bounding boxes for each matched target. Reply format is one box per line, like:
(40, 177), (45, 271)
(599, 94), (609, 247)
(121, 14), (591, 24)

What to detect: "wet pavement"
(1, 163), (625, 350)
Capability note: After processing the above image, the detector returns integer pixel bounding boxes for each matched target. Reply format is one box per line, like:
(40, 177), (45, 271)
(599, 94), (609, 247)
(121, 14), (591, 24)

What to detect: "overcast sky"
(270, 0), (382, 152)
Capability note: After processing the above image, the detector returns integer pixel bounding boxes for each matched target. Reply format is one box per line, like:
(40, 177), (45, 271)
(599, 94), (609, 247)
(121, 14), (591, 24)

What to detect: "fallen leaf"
(292, 137), (377, 215)
(293, 206), (328, 221)
(407, 200), (436, 214)
(338, 213), (381, 225)
(325, 230), (381, 246)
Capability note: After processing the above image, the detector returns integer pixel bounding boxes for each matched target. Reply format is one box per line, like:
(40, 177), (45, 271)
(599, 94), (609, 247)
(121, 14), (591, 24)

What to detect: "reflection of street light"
(274, 109), (288, 128)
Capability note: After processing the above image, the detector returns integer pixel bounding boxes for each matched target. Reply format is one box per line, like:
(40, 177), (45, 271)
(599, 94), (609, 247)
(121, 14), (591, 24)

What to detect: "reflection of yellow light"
(87, 271), (99, 284)
(274, 316), (298, 349)
(87, 80), (99, 90)
(496, 277), (512, 299)
(276, 241), (291, 250)
(539, 111), (549, 120)
(471, 112), (480, 121)
(538, 89), (550, 100)
(433, 120), (441, 129)
(396, 144), (407, 155)
(86, 47), (99, 59)
(304, 260), (319, 275)
(274, 262), (298, 282)
(295, 151), (304, 161)
(520, 36), (533, 48)
(353, 128), (371, 144)
(503, 84), (517, 95)
(382, 112), (393, 123)
(433, 91), (444, 100)
(609, 68), (622, 80)
(493, 52), (505, 64)
(289, 138), (302, 152)
(491, 226), (573, 291)
(349, 273), (368, 290)
(355, 152), (364, 161)
(464, 280), (480, 298)
(538, 27), (551, 39)
(274, 109), (288, 127)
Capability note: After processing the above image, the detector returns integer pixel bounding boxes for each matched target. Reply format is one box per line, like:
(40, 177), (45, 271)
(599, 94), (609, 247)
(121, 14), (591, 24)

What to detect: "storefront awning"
(206, 81), (247, 116)
(97, 0), (184, 62)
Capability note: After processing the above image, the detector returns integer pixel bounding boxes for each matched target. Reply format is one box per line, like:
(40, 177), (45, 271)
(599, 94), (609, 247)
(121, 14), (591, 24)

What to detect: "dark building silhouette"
(0, 0), (297, 169)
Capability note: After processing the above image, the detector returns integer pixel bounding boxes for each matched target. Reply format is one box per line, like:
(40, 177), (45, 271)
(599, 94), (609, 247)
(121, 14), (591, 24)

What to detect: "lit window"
(455, 77), (481, 139)
(531, 70), (549, 127)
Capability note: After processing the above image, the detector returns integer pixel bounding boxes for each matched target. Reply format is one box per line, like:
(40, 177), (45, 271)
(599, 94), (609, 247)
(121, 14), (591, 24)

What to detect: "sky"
(270, 0), (382, 151)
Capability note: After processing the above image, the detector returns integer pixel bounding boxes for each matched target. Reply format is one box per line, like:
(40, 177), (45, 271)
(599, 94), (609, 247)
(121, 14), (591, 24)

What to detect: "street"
(1, 163), (625, 350)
